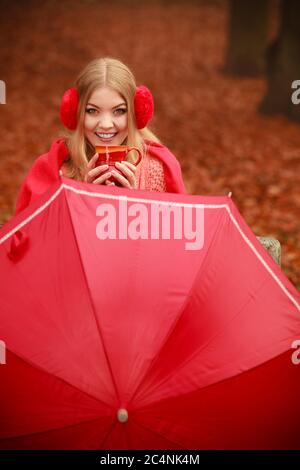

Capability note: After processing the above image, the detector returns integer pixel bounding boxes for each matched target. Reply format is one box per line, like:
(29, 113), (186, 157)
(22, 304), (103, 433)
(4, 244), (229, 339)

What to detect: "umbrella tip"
(117, 408), (128, 423)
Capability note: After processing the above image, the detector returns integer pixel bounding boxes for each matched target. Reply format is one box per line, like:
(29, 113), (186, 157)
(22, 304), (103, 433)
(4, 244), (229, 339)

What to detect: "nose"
(97, 113), (115, 130)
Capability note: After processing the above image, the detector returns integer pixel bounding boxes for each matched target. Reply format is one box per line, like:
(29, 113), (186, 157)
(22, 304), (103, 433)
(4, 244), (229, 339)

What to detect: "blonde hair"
(60, 57), (161, 180)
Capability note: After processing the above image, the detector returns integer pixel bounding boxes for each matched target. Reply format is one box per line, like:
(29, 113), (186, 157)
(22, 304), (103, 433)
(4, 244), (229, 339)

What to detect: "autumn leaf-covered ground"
(0, 0), (299, 288)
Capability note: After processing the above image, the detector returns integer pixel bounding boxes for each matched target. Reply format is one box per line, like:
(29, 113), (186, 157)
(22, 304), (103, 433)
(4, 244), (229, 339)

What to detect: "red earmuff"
(59, 88), (79, 131)
(60, 85), (154, 130)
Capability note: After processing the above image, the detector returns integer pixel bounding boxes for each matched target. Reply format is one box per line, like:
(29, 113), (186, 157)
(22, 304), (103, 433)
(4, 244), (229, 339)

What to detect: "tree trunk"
(259, 0), (300, 121)
(224, 0), (269, 76)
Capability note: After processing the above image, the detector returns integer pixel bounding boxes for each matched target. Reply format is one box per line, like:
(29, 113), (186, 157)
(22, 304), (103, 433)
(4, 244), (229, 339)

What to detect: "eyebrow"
(87, 102), (127, 109)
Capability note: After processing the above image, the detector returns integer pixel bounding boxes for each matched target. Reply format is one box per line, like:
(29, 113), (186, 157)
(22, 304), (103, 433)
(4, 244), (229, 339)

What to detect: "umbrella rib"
(129, 198), (300, 405)
(224, 204), (300, 312)
(4, 347), (114, 411)
(133, 348), (294, 415)
(134, 276), (292, 407)
(96, 419), (118, 449)
(62, 190), (121, 406)
(128, 209), (228, 406)
(130, 418), (186, 450)
(0, 415), (114, 446)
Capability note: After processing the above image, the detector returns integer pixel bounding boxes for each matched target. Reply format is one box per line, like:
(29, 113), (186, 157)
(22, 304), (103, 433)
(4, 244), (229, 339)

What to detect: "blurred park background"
(0, 0), (299, 288)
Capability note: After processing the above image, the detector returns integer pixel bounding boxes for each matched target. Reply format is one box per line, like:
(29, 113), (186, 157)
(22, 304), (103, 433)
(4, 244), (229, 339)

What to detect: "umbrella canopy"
(0, 176), (299, 449)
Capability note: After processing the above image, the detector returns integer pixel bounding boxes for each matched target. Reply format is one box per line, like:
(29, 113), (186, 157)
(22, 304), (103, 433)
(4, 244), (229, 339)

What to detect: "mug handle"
(127, 147), (142, 166)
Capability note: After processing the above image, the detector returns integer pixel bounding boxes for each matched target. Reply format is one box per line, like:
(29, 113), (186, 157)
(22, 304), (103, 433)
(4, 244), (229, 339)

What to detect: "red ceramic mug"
(95, 145), (142, 186)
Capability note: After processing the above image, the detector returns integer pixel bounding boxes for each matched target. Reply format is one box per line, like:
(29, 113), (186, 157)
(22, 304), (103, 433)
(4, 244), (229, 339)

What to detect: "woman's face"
(84, 86), (128, 147)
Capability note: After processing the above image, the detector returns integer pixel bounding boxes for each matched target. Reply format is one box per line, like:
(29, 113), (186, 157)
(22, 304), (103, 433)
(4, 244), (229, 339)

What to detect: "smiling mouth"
(95, 132), (117, 139)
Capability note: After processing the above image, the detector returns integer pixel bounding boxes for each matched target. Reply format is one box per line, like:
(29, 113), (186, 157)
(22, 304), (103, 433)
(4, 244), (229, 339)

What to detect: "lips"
(95, 132), (117, 141)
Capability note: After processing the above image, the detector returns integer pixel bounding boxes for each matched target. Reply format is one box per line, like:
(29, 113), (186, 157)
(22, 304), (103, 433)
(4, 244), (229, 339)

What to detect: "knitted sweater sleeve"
(146, 156), (167, 192)
(136, 150), (167, 192)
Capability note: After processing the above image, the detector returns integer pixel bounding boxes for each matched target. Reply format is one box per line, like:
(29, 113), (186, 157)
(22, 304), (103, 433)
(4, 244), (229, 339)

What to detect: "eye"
(85, 107), (127, 115)
(114, 108), (127, 115)
(86, 108), (97, 114)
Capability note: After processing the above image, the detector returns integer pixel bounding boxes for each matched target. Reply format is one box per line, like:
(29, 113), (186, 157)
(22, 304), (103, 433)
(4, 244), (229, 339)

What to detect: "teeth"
(96, 133), (116, 138)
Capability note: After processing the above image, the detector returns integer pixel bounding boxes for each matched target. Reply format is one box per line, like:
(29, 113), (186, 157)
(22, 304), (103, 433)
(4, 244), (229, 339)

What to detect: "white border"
(1, 182), (299, 311)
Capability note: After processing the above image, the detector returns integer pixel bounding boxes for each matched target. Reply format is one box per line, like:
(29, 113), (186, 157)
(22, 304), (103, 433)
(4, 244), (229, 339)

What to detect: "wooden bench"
(257, 236), (281, 266)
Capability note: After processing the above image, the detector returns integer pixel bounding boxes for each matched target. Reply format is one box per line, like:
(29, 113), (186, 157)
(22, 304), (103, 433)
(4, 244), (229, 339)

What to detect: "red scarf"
(15, 139), (187, 214)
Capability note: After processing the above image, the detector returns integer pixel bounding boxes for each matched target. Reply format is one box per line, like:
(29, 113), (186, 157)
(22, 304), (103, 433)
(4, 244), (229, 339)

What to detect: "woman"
(15, 57), (186, 214)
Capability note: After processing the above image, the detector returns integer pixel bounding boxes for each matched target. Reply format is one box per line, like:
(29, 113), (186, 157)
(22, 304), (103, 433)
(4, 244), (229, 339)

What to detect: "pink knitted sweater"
(135, 143), (166, 192)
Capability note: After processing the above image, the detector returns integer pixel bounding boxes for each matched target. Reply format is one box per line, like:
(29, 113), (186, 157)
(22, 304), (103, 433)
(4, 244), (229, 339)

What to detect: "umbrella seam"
(0, 185), (64, 245)
(133, 348), (295, 411)
(96, 419), (118, 450)
(134, 275), (289, 406)
(224, 205), (300, 311)
(0, 415), (114, 446)
(60, 183), (300, 312)
(1, 347), (115, 412)
(128, 417), (186, 450)
(3, 181), (297, 313)
(128, 208), (230, 405)
(61, 186), (122, 408)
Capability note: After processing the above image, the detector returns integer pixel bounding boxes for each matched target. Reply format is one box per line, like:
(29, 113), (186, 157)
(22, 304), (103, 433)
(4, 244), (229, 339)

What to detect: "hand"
(83, 152), (115, 186)
(111, 161), (137, 189)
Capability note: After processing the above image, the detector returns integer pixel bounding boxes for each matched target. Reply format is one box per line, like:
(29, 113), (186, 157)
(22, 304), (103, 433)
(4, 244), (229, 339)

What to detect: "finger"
(88, 164), (109, 180)
(105, 180), (115, 186)
(87, 152), (99, 170)
(92, 172), (112, 185)
(115, 162), (135, 180)
(84, 165), (109, 183)
(118, 161), (137, 172)
(114, 163), (136, 187)
(111, 170), (132, 188)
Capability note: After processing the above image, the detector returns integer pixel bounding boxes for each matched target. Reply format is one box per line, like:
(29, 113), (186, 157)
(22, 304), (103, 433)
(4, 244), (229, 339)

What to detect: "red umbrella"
(0, 176), (299, 449)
